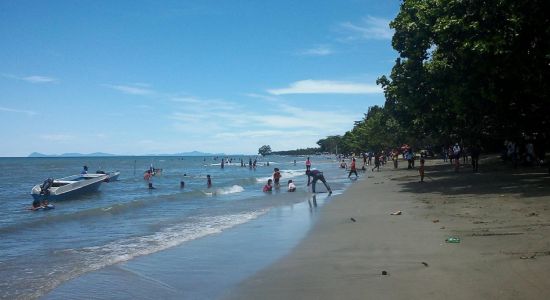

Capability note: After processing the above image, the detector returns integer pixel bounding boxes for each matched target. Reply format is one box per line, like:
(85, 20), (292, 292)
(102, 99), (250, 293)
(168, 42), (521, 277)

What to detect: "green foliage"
(258, 145), (272, 156)
(283, 0), (549, 154)
(317, 136), (342, 153)
(271, 148), (320, 156)
(380, 0), (550, 148)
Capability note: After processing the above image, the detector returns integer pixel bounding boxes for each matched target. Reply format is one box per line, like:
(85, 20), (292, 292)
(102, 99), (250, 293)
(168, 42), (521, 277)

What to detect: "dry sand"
(224, 156), (550, 300)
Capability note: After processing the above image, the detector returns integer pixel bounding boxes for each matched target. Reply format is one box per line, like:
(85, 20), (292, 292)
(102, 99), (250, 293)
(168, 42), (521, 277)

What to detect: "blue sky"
(0, 0), (400, 157)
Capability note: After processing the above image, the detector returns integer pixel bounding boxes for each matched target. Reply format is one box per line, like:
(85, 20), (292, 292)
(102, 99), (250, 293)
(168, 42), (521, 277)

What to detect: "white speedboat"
(31, 173), (108, 201)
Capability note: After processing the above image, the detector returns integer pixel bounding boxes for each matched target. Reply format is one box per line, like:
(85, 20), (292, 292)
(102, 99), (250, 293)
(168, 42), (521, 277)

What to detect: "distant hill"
(28, 152), (116, 157)
(28, 151), (225, 157)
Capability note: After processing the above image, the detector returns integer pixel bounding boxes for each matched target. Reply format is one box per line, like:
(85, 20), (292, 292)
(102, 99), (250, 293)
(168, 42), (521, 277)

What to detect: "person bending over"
(306, 170), (332, 194)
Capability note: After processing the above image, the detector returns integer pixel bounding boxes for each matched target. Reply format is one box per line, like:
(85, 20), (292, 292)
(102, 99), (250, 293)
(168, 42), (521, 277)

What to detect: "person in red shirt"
(273, 168), (282, 187)
(348, 158), (358, 178)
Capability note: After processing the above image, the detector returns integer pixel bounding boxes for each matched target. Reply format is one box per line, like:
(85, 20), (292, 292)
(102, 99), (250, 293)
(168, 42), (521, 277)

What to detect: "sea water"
(0, 155), (353, 299)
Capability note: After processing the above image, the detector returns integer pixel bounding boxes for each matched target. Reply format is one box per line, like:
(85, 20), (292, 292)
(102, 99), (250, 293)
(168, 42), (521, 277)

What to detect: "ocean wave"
(255, 169), (305, 183)
(71, 210), (268, 275)
(203, 185), (244, 196)
(0, 190), (208, 235)
(5, 210), (269, 300)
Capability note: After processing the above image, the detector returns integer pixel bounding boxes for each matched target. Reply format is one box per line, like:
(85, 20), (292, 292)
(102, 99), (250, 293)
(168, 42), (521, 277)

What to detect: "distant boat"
(31, 173), (108, 201)
(95, 170), (120, 182)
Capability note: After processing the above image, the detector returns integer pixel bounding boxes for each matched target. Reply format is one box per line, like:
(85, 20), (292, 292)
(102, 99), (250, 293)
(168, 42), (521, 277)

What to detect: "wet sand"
(225, 156), (550, 299)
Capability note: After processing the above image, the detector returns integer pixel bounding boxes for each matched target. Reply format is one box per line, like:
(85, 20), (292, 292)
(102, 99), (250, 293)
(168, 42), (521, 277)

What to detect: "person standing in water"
(305, 157), (311, 171)
(207, 175), (212, 188)
(273, 168), (282, 188)
(306, 169), (332, 194)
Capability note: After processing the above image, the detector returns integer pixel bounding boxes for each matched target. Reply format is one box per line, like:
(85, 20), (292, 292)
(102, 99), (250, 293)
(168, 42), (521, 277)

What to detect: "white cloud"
(244, 93), (279, 102)
(23, 75), (59, 83)
(2, 73), (59, 83)
(214, 129), (318, 139)
(298, 45), (334, 56)
(0, 106), (37, 116)
(267, 79), (381, 95)
(103, 84), (154, 95)
(338, 16), (393, 41)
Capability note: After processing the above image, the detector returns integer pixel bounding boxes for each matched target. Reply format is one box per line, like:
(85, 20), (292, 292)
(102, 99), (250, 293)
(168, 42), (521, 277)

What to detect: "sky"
(0, 0), (400, 157)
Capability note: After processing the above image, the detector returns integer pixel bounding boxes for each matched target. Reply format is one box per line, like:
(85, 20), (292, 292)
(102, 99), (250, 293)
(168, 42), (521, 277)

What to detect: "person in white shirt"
(287, 180), (296, 192)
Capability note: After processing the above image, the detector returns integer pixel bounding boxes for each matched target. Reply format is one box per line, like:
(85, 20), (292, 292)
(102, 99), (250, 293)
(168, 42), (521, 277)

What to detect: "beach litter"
(432, 219), (439, 223)
(390, 211), (402, 215)
(350, 217), (356, 222)
(381, 270), (388, 275)
(445, 237), (461, 243)
(520, 254), (536, 260)
(421, 262), (429, 267)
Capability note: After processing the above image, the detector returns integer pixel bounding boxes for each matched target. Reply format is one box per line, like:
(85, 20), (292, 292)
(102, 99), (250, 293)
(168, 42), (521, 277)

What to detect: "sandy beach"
(225, 156), (550, 299)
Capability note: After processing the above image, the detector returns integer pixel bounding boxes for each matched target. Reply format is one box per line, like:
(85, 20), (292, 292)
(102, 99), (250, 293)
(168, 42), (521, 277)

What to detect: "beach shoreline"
(225, 156), (550, 299)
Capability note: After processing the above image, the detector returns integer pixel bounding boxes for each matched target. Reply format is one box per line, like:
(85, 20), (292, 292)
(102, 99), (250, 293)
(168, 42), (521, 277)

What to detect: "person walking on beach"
(392, 149), (399, 169)
(348, 158), (358, 178)
(406, 149), (413, 169)
(453, 143), (461, 172)
(419, 158), (425, 182)
(372, 153), (381, 172)
(305, 157), (311, 171)
(470, 143), (481, 172)
(263, 179), (273, 192)
(368, 152), (373, 166)
(306, 170), (332, 194)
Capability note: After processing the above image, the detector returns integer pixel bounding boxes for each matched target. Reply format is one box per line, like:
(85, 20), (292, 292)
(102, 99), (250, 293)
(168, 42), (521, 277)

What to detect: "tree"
(380, 0), (550, 150)
(258, 145), (272, 156)
(317, 135), (342, 154)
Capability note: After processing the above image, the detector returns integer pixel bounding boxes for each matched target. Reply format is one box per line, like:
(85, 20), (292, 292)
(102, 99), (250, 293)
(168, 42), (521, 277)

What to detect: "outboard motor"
(40, 178), (53, 195)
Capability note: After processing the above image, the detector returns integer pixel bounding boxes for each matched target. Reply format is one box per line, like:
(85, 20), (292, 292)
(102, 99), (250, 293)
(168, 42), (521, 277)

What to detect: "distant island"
(28, 151), (224, 157)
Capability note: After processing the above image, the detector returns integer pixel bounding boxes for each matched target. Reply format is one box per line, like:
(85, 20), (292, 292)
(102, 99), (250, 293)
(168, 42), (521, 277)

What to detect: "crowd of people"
(145, 137), (548, 198)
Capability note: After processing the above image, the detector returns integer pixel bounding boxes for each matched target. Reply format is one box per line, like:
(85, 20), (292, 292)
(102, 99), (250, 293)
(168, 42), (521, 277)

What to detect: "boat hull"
(31, 174), (107, 201)
(105, 171), (120, 182)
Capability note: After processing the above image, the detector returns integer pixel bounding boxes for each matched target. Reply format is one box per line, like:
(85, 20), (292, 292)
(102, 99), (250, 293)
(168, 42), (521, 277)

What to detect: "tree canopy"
(258, 145), (272, 156)
(315, 0), (549, 155)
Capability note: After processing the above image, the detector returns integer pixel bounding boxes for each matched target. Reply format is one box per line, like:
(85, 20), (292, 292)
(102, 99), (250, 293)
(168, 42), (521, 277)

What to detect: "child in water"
(287, 180), (296, 192)
(263, 179), (273, 192)
(273, 168), (281, 188)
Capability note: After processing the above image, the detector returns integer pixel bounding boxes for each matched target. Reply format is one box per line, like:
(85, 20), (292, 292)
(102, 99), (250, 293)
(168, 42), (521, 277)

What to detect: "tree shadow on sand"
(393, 156), (550, 199)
